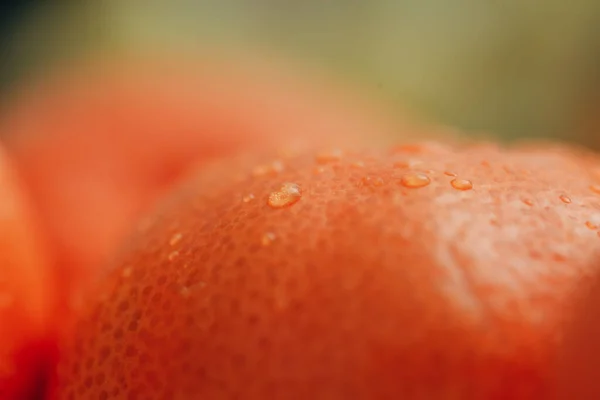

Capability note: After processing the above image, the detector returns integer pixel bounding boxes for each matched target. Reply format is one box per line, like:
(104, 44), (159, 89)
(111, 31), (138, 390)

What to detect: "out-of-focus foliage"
(2, 1), (600, 145)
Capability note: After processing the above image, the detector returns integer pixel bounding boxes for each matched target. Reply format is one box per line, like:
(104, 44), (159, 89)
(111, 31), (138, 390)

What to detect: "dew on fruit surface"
(261, 232), (277, 246)
(169, 233), (183, 246)
(168, 251), (180, 261)
(591, 185), (600, 194)
(315, 149), (343, 164)
(267, 183), (302, 208)
(450, 178), (473, 191)
(444, 171), (457, 177)
(586, 221), (597, 230)
(351, 161), (365, 169)
(361, 176), (385, 187)
(559, 195), (572, 204)
(242, 193), (255, 203)
(400, 172), (431, 188)
(121, 267), (133, 278)
(522, 199), (534, 206)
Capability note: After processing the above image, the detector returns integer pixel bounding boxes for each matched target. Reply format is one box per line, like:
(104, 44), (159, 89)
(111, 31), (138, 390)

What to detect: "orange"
(0, 55), (410, 318)
(0, 144), (54, 399)
(52, 141), (600, 399)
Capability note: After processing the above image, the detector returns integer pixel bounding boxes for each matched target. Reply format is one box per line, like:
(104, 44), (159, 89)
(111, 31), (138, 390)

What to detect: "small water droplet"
(313, 166), (326, 175)
(351, 161), (365, 168)
(591, 185), (600, 194)
(522, 199), (534, 206)
(168, 251), (180, 261)
(559, 195), (572, 204)
(169, 233), (183, 246)
(267, 183), (302, 208)
(400, 172), (431, 189)
(361, 176), (385, 187)
(122, 267), (133, 278)
(450, 178), (473, 191)
(261, 232), (276, 246)
(586, 221), (597, 230)
(444, 171), (457, 177)
(316, 149), (343, 164)
(242, 193), (255, 203)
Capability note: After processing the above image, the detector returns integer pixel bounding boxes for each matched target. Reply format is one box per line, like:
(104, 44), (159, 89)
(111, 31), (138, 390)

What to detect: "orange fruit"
(52, 141), (600, 399)
(0, 144), (54, 399)
(1, 55), (409, 318)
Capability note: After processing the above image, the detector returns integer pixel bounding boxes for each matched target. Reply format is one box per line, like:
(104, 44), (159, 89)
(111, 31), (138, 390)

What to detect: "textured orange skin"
(0, 145), (54, 399)
(54, 142), (600, 399)
(1, 56), (409, 319)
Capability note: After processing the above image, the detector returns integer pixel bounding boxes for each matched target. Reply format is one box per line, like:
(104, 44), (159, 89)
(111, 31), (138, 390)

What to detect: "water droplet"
(169, 233), (183, 246)
(559, 195), (572, 204)
(351, 161), (365, 169)
(400, 172), (431, 188)
(122, 267), (133, 278)
(261, 232), (276, 246)
(168, 251), (180, 261)
(586, 221), (597, 230)
(444, 171), (457, 177)
(361, 176), (385, 187)
(522, 199), (534, 206)
(242, 193), (255, 203)
(591, 185), (600, 194)
(450, 178), (473, 191)
(267, 183), (302, 208)
(316, 149), (343, 164)
(313, 166), (326, 175)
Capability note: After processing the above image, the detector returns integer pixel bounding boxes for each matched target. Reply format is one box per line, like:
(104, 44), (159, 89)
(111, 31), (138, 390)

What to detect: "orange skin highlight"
(52, 142), (600, 399)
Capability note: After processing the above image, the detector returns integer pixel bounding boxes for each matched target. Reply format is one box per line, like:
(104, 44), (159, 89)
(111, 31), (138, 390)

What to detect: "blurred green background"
(2, 1), (600, 146)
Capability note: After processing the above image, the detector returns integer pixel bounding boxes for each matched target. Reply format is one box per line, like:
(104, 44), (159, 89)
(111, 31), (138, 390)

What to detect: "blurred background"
(1, 1), (600, 147)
